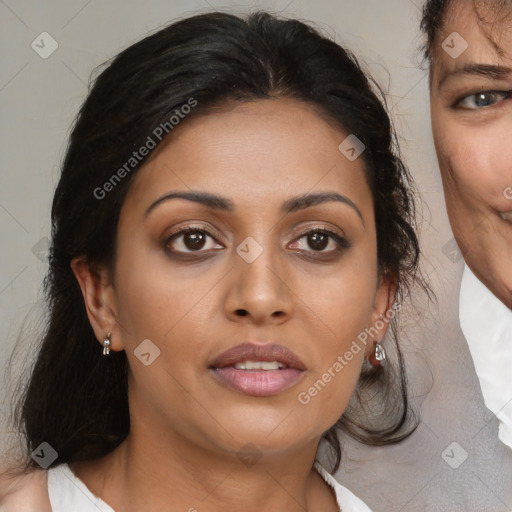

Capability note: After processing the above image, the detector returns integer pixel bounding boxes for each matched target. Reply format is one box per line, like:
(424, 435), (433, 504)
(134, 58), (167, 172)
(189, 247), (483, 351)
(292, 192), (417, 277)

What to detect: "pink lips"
(210, 343), (306, 397)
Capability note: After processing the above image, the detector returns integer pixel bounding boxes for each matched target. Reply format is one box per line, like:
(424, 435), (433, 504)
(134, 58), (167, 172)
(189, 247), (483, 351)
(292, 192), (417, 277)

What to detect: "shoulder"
(0, 467), (52, 512)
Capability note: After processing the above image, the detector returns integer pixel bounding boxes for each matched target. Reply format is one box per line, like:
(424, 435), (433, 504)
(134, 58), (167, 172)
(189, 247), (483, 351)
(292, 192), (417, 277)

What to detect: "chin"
(467, 256), (512, 310)
(484, 254), (512, 310)
(496, 279), (512, 310)
(210, 416), (321, 456)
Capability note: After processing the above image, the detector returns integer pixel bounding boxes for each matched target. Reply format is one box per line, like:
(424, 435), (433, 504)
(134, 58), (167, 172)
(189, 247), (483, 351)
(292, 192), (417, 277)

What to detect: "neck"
(72, 425), (336, 512)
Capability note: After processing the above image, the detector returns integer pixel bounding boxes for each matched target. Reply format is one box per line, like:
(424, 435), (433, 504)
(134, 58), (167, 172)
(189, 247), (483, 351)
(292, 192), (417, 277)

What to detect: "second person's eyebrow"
(439, 63), (512, 89)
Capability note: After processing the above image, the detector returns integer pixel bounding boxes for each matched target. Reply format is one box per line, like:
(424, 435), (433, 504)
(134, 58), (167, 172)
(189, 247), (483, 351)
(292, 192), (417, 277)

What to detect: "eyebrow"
(144, 190), (364, 224)
(439, 63), (512, 89)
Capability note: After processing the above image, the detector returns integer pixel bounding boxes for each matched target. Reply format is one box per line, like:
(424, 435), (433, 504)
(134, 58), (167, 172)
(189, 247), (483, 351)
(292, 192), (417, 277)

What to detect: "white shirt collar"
(459, 264), (512, 450)
(314, 462), (372, 511)
(47, 462), (372, 512)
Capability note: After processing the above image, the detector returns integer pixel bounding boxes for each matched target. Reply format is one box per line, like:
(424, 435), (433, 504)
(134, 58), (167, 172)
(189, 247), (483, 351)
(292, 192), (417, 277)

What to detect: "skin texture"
(69, 98), (393, 512)
(430, 0), (512, 309)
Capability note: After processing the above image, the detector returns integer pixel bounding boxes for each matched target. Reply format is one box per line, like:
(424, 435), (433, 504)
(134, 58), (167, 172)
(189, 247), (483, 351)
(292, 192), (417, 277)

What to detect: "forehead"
(144, 99), (352, 180)
(432, 1), (512, 84)
(123, 98), (372, 214)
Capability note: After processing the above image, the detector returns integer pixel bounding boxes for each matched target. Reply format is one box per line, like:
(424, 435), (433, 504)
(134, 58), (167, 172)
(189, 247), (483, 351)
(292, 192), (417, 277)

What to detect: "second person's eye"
(456, 90), (511, 110)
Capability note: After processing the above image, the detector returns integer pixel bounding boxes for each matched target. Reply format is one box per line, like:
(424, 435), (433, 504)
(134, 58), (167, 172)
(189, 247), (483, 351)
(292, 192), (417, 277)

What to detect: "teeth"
(500, 212), (512, 222)
(234, 360), (286, 370)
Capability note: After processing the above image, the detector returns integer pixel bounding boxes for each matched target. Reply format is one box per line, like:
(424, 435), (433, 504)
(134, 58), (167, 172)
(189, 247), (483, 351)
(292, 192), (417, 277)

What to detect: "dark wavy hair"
(421, 0), (512, 62)
(9, 11), (425, 475)
(420, 0), (450, 60)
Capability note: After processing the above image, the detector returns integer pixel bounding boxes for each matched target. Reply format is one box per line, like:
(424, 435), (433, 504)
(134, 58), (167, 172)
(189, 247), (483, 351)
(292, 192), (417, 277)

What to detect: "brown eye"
(182, 231), (207, 250)
(290, 229), (349, 254)
(166, 228), (223, 254)
(307, 232), (330, 251)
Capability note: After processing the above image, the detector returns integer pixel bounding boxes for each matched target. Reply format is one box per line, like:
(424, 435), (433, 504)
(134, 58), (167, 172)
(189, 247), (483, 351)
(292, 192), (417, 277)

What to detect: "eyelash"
(163, 226), (350, 258)
(454, 89), (512, 110)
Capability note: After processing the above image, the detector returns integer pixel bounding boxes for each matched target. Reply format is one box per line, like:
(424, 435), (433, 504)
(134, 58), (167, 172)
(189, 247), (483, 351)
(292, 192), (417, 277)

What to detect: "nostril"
(235, 309), (248, 316)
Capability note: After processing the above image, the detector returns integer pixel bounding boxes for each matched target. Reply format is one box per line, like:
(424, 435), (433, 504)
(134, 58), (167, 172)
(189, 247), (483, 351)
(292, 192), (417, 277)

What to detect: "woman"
(0, 11), (422, 511)
(421, 0), (512, 452)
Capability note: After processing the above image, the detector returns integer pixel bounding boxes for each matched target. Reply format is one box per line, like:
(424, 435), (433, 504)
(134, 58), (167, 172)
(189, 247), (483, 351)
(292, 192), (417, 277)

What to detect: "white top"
(47, 461), (372, 511)
(459, 264), (512, 449)
(47, 464), (113, 512)
(314, 462), (372, 511)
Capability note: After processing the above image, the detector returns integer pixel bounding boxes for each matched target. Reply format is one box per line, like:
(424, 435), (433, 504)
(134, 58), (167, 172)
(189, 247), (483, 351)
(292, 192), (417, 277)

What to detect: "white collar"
(314, 462), (372, 511)
(47, 462), (371, 512)
(459, 264), (512, 450)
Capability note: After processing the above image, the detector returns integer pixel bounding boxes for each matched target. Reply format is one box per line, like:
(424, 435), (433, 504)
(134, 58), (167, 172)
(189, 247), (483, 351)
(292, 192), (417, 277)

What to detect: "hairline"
(425, 0), (512, 61)
(425, 0), (512, 89)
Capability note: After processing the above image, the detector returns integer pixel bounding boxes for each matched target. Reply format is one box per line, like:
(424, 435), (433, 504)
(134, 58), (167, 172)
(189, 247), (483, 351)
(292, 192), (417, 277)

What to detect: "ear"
(71, 256), (121, 352)
(364, 272), (398, 361)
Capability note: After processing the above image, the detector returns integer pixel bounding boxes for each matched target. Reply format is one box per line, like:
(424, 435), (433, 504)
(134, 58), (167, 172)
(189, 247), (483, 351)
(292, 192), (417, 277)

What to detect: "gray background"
(1, 0), (511, 510)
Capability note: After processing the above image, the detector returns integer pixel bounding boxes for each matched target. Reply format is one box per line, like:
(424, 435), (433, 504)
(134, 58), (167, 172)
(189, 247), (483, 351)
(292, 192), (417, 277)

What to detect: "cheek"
(433, 111), (511, 205)
(319, 264), (375, 333)
(296, 335), (365, 427)
(112, 235), (212, 350)
(112, 245), (214, 412)
(296, 255), (377, 404)
(300, 229), (379, 344)
(435, 129), (490, 203)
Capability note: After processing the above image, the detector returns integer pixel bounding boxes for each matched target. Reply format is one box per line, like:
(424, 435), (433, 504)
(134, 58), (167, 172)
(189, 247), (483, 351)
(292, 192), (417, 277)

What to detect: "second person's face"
(430, 0), (512, 308)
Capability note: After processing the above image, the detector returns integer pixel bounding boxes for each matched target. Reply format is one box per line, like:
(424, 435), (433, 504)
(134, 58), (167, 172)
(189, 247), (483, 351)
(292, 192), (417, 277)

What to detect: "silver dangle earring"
(374, 342), (386, 364)
(103, 332), (111, 356)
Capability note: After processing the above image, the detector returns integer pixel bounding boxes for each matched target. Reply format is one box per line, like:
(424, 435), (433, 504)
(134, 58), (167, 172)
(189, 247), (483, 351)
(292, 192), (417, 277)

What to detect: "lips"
(210, 343), (306, 397)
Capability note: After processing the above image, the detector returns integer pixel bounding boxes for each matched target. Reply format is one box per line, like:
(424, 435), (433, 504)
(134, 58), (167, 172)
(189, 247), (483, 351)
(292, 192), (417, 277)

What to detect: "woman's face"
(430, 0), (512, 308)
(95, 99), (391, 459)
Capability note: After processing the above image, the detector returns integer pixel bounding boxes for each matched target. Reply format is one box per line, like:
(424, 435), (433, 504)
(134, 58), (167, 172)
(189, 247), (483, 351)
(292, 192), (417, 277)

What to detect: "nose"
(223, 241), (294, 325)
